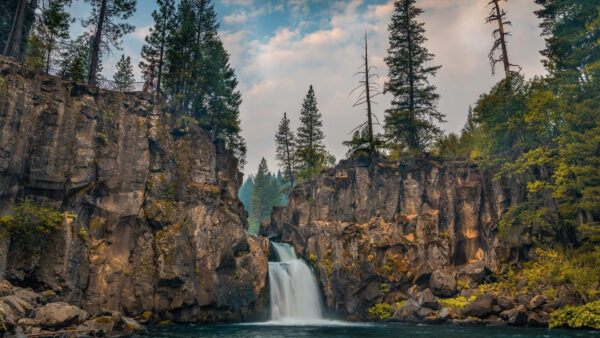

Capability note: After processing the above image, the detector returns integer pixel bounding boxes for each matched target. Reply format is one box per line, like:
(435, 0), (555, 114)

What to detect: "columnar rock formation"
(261, 157), (525, 316)
(0, 57), (268, 323)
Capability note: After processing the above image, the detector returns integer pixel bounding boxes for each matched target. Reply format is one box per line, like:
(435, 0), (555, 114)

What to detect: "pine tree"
(238, 176), (254, 212)
(163, 0), (246, 168)
(113, 54), (134, 91)
(139, 0), (173, 94)
(275, 112), (296, 187)
(249, 158), (272, 233)
(27, 0), (72, 74)
(463, 105), (477, 135)
(2, 0), (39, 60)
(296, 85), (332, 180)
(383, 0), (444, 153)
(58, 34), (90, 82)
(486, 0), (520, 77)
(83, 0), (136, 86)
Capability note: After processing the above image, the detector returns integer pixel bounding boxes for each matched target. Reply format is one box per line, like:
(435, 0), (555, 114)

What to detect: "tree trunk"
(364, 32), (374, 154)
(88, 0), (108, 86)
(493, 0), (510, 78)
(3, 0), (27, 59)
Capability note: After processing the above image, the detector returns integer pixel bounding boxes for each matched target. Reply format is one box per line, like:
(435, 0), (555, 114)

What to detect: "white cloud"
(224, 8), (266, 24)
(222, 0), (547, 176)
(133, 25), (151, 42)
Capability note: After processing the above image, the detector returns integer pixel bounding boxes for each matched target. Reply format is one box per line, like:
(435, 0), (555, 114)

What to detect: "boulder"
(483, 315), (505, 326)
(496, 296), (513, 310)
(528, 295), (546, 310)
(436, 307), (452, 322)
(514, 293), (532, 306)
(528, 311), (550, 327)
(77, 315), (116, 335)
(500, 305), (528, 326)
(1, 295), (33, 317)
(407, 285), (420, 300)
(416, 289), (439, 310)
(393, 299), (422, 321)
(0, 280), (14, 296)
(458, 261), (489, 284)
(429, 270), (456, 298)
(34, 302), (89, 329)
(556, 286), (578, 307)
(462, 294), (493, 318)
(13, 289), (40, 305)
(0, 300), (16, 326)
(120, 316), (147, 334)
(459, 288), (477, 299)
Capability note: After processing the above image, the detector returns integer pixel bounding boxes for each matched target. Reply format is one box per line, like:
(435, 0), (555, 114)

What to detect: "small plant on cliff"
(113, 54), (135, 92)
(549, 300), (600, 329)
(0, 199), (64, 245)
(368, 303), (394, 320)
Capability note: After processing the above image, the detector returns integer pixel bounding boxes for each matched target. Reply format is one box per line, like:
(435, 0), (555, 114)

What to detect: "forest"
(0, 0), (599, 332)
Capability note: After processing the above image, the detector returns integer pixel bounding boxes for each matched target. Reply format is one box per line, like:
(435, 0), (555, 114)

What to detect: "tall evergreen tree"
(2, 0), (39, 60)
(163, 0), (246, 168)
(82, 0), (136, 86)
(383, 0), (444, 153)
(139, 0), (173, 94)
(27, 0), (72, 74)
(295, 85), (332, 180)
(248, 158), (280, 233)
(58, 33), (90, 82)
(238, 176), (254, 212)
(113, 54), (134, 91)
(275, 112), (296, 187)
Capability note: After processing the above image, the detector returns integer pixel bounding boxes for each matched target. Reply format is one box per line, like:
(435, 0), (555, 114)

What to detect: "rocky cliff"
(0, 57), (268, 325)
(261, 157), (525, 317)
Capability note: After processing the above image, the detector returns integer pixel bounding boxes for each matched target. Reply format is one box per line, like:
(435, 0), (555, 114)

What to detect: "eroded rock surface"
(261, 157), (524, 317)
(0, 57), (268, 325)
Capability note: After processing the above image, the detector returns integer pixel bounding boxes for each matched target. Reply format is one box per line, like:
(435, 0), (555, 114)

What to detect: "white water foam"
(268, 242), (324, 323)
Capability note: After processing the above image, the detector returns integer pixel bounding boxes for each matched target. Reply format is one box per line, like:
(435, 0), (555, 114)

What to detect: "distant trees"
(113, 54), (134, 91)
(383, 0), (444, 153)
(248, 158), (285, 233)
(486, 0), (520, 77)
(139, 0), (173, 94)
(275, 112), (296, 187)
(82, 0), (136, 86)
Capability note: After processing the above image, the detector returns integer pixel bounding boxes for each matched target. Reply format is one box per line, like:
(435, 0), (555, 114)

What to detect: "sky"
(68, 0), (547, 177)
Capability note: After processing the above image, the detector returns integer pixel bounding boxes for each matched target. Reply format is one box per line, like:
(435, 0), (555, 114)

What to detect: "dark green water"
(142, 322), (597, 337)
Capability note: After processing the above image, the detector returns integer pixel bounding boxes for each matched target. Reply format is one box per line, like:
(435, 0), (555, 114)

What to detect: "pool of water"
(142, 322), (596, 337)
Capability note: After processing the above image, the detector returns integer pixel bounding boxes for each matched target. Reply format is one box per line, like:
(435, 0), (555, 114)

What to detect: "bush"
(438, 295), (476, 310)
(0, 199), (64, 245)
(368, 303), (394, 320)
(549, 300), (600, 329)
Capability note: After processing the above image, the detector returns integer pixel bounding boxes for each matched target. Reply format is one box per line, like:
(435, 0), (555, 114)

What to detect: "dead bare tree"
(486, 0), (521, 78)
(348, 30), (382, 155)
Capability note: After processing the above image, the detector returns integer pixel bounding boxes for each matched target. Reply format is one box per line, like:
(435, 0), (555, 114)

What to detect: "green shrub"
(438, 295), (476, 310)
(549, 300), (600, 329)
(0, 199), (64, 244)
(368, 303), (394, 320)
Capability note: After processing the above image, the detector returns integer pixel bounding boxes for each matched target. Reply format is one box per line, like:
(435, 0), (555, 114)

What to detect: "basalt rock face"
(0, 57), (268, 323)
(261, 157), (525, 317)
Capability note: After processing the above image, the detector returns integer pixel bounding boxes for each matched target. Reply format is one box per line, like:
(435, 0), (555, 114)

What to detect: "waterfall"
(268, 242), (323, 322)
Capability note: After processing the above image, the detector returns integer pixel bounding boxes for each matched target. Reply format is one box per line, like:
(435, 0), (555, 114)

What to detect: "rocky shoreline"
(0, 280), (146, 336)
(371, 261), (571, 328)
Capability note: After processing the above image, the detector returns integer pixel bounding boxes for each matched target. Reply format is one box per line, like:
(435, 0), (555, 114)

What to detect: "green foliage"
(113, 54), (134, 91)
(275, 112), (296, 187)
(237, 175), (254, 212)
(247, 158), (286, 234)
(0, 199), (64, 245)
(82, 0), (137, 83)
(295, 85), (334, 180)
(368, 303), (394, 320)
(343, 126), (385, 160)
(383, 0), (444, 153)
(520, 248), (600, 302)
(58, 34), (91, 82)
(549, 300), (600, 329)
(438, 295), (476, 310)
(139, 0), (174, 93)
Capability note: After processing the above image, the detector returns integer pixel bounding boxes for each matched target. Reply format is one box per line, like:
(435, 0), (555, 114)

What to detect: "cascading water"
(268, 242), (323, 322)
